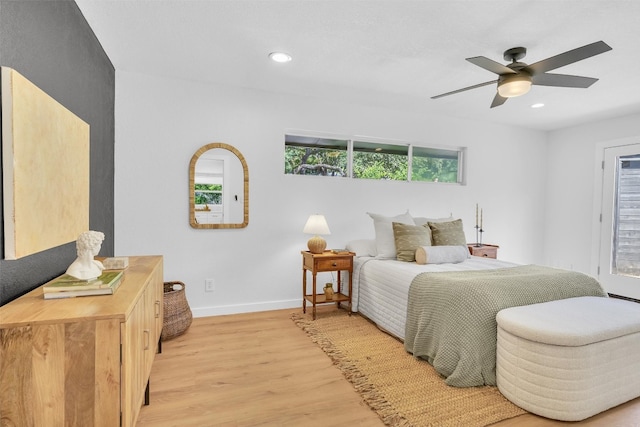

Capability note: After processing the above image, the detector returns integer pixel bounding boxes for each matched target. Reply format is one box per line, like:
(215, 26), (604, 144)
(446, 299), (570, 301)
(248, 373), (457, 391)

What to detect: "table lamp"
(303, 214), (331, 254)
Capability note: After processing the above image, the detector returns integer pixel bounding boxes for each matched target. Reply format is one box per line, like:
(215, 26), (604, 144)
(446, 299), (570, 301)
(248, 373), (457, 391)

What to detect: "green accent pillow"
(428, 219), (467, 246)
(392, 222), (432, 262)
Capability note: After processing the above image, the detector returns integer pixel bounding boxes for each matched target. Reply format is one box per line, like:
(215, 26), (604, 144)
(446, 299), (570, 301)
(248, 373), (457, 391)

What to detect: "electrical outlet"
(205, 278), (215, 292)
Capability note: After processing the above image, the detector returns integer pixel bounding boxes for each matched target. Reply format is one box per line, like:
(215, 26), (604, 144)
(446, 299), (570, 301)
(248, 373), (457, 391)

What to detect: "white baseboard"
(191, 298), (300, 318)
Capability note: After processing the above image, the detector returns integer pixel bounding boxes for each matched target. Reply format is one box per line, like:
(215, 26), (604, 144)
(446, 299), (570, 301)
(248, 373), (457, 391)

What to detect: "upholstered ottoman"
(496, 296), (640, 421)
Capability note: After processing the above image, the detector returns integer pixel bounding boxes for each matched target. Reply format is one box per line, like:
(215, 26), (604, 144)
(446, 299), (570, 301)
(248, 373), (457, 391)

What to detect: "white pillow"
(345, 239), (377, 257)
(367, 210), (414, 259)
(415, 245), (469, 265)
(413, 215), (454, 226)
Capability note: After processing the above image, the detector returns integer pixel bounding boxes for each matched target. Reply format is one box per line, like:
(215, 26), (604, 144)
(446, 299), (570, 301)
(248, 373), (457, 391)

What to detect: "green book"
(43, 271), (124, 293)
(43, 278), (124, 299)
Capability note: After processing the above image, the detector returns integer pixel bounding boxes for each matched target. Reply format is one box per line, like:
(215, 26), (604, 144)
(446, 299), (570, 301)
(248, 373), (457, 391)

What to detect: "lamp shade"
(303, 215), (331, 235)
(303, 214), (330, 254)
(497, 74), (532, 98)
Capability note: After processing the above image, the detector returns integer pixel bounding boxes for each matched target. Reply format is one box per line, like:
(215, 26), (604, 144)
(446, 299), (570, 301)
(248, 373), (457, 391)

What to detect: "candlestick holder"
(474, 225), (481, 247)
(479, 228), (484, 246)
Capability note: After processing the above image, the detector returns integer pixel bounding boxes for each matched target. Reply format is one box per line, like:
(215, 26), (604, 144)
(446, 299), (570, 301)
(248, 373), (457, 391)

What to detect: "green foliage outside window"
(284, 135), (463, 183)
(194, 183), (222, 204)
(352, 152), (408, 180)
(195, 184), (222, 191)
(412, 157), (458, 183)
(284, 146), (347, 176)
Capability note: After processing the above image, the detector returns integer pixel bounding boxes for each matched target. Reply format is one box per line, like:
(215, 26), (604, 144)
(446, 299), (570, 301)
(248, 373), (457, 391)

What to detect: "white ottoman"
(496, 296), (640, 421)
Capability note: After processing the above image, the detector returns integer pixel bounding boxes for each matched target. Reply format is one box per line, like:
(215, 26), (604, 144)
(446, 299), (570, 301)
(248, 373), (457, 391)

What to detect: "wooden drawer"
(467, 244), (499, 259)
(316, 257), (352, 271)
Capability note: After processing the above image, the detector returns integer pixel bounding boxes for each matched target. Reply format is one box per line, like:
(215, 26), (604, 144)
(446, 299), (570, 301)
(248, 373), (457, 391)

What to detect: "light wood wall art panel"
(1, 67), (90, 259)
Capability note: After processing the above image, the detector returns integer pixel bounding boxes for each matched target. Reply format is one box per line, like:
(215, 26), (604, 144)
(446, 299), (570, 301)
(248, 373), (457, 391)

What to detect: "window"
(285, 135), (348, 177)
(411, 146), (461, 183)
(285, 133), (465, 184)
(352, 141), (408, 181)
(194, 183), (222, 205)
(194, 156), (224, 208)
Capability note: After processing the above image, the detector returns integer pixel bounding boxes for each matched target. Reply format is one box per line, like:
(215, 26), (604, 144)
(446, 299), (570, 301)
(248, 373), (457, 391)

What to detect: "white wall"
(543, 112), (640, 275)
(115, 71), (548, 316)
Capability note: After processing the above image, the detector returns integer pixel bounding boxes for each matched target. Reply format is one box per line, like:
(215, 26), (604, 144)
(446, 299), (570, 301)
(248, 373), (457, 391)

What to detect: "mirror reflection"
(189, 143), (248, 229)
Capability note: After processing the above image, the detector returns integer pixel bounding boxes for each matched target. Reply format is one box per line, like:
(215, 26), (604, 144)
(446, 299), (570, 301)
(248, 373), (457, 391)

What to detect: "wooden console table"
(0, 255), (164, 427)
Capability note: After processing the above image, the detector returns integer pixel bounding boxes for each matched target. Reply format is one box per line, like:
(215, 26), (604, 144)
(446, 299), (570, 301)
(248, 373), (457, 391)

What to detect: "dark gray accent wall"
(0, 0), (115, 304)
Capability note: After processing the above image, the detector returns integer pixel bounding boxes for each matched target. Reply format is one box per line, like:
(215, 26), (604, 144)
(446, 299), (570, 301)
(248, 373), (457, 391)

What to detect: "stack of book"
(43, 270), (124, 300)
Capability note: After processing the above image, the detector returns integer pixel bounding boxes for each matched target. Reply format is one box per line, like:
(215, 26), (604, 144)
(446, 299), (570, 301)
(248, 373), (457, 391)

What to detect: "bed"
(352, 255), (517, 340)
(350, 254), (608, 387)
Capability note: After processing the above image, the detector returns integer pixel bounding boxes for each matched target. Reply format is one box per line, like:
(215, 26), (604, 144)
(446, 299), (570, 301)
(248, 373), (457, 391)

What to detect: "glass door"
(599, 143), (640, 298)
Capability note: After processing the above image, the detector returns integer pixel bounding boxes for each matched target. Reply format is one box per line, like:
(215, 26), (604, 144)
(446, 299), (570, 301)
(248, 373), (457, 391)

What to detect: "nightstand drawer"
(467, 244), (499, 259)
(316, 258), (352, 271)
(476, 248), (497, 258)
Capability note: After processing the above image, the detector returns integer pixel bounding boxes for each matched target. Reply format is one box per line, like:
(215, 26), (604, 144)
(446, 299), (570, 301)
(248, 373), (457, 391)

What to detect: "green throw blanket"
(404, 265), (607, 387)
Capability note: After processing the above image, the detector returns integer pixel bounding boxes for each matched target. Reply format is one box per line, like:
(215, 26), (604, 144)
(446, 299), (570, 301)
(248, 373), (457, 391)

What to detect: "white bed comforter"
(351, 256), (518, 340)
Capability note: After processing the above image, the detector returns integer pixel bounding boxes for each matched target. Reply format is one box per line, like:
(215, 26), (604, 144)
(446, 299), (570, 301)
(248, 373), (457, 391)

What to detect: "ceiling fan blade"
(490, 93), (507, 108)
(431, 80), (497, 99)
(466, 56), (517, 75)
(532, 73), (599, 88)
(525, 41), (612, 75)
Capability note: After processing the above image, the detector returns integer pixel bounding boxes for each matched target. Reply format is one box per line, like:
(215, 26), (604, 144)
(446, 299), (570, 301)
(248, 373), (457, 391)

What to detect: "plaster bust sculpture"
(65, 230), (105, 280)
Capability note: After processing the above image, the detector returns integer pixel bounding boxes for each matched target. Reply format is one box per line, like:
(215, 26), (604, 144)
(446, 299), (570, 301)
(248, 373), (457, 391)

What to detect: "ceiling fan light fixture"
(497, 74), (532, 98)
(432, 41), (611, 108)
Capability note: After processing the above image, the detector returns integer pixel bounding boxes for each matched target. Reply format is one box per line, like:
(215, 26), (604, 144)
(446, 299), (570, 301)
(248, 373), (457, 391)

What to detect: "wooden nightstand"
(301, 250), (354, 320)
(467, 244), (499, 259)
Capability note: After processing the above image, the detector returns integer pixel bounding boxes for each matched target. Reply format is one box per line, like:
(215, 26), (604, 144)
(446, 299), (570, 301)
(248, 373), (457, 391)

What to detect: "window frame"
(284, 134), (349, 177)
(284, 131), (466, 185)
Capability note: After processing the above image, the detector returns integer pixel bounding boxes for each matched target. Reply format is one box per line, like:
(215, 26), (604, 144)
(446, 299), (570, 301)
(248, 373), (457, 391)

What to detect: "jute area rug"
(291, 310), (526, 427)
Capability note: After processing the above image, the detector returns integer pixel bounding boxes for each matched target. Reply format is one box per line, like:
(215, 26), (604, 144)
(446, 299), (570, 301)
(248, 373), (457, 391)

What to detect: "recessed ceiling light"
(531, 103), (545, 109)
(269, 52), (292, 63)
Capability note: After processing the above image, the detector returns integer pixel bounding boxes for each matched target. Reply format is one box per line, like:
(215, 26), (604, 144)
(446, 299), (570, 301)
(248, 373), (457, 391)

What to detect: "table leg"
(312, 272), (317, 320)
(348, 269), (353, 315)
(336, 270), (342, 309)
(302, 268), (306, 314)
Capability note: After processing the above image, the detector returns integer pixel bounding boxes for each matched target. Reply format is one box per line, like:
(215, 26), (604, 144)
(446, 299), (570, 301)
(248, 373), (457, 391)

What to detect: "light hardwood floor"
(137, 307), (640, 427)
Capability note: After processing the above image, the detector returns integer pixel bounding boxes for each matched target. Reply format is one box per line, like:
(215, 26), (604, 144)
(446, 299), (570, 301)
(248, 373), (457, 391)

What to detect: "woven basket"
(161, 281), (193, 341)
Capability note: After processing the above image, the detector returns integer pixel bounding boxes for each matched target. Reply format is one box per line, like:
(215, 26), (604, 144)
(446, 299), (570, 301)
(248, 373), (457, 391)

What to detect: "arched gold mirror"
(189, 142), (249, 229)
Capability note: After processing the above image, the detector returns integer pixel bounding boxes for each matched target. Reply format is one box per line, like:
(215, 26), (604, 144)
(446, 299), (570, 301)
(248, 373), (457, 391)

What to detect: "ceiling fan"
(431, 40), (612, 108)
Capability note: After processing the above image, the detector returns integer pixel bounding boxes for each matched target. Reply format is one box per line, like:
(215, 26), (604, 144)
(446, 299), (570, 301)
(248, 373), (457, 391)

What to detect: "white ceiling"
(75, 0), (640, 131)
